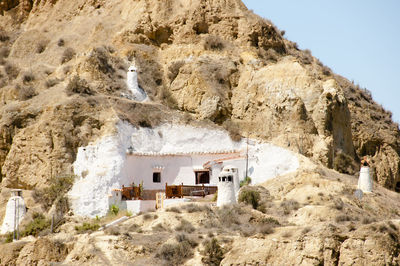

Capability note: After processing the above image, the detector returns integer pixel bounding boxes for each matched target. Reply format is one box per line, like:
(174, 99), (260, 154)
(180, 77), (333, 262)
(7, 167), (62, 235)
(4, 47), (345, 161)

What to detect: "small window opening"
(153, 172), (161, 183)
(228, 175), (232, 182)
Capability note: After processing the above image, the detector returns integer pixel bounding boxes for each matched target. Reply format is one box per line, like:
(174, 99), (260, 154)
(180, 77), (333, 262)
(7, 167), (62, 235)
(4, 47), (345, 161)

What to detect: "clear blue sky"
(242, 0), (400, 123)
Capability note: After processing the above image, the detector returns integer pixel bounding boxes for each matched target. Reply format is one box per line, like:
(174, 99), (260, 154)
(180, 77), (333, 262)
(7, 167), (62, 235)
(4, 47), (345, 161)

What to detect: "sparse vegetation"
(66, 75), (93, 96)
(335, 214), (352, 223)
(181, 203), (210, 213)
(5, 62), (20, 79)
(45, 78), (60, 88)
(109, 204), (119, 216)
(201, 238), (225, 266)
(152, 223), (167, 232)
(16, 84), (37, 101)
(280, 199), (300, 215)
(74, 222), (100, 234)
(61, 47), (76, 64)
(238, 188), (260, 209)
(167, 60), (185, 81)
(0, 30), (9, 42)
(240, 176), (252, 187)
(156, 238), (194, 266)
(175, 219), (195, 233)
(33, 175), (75, 212)
(203, 35), (225, 50)
(21, 213), (50, 237)
(167, 207), (181, 213)
(36, 40), (48, 54)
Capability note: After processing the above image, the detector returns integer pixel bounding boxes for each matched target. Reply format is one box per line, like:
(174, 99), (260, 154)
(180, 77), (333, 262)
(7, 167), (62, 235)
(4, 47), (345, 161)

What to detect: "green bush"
(74, 222), (100, 234)
(109, 204), (119, 216)
(33, 175), (75, 211)
(201, 238), (225, 266)
(238, 189), (260, 209)
(240, 176), (252, 187)
(21, 213), (50, 237)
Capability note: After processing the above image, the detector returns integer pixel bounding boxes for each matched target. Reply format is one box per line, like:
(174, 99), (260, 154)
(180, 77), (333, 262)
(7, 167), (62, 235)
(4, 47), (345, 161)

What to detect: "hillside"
(0, 0), (400, 264)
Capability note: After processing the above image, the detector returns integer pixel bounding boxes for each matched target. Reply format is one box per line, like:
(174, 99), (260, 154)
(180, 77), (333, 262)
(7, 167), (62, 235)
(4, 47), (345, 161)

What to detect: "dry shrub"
(175, 233), (198, 248)
(280, 199), (300, 215)
(157, 241), (193, 265)
(203, 35), (225, 50)
(361, 216), (376, 224)
(181, 203), (210, 213)
(61, 47), (76, 64)
(45, 78), (60, 88)
(143, 213), (153, 220)
(57, 38), (65, 47)
(175, 219), (195, 233)
(86, 46), (115, 75)
(16, 84), (36, 100)
(333, 151), (356, 175)
(0, 47), (9, 65)
(332, 198), (344, 210)
(216, 205), (242, 227)
(36, 40), (48, 54)
(22, 72), (34, 83)
(167, 207), (181, 213)
(66, 76), (93, 96)
(238, 188), (260, 209)
(222, 119), (242, 142)
(201, 238), (225, 266)
(152, 223), (167, 232)
(105, 225), (121, 236)
(299, 49), (313, 65)
(240, 225), (256, 237)
(5, 62), (19, 79)
(0, 30), (9, 42)
(302, 227), (311, 234)
(167, 60), (185, 82)
(258, 224), (274, 235)
(335, 214), (352, 223)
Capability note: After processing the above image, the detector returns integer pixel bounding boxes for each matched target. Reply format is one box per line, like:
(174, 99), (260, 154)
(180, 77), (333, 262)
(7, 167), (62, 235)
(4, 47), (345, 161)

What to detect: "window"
(153, 172), (161, 183)
(195, 171), (210, 184)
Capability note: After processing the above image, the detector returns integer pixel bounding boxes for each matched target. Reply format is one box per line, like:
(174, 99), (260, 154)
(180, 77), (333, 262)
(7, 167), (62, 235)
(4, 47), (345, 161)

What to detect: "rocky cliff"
(0, 0), (398, 194)
(1, 0), (400, 264)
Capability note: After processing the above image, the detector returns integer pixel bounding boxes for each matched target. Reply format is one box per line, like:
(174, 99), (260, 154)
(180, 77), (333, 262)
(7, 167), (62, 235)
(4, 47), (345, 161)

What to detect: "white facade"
(358, 166), (373, 193)
(1, 190), (26, 234)
(121, 152), (244, 189)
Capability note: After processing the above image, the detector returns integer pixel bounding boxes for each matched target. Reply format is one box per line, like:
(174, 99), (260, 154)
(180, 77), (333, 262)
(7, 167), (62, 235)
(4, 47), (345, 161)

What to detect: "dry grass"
(175, 219), (195, 233)
(5, 62), (19, 79)
(203, 35), (225, 50)
(66, 76), (93, 96)
(280, 199), (300, 215)
(201, 238), (225, 266)
(61, 47), (76, 64)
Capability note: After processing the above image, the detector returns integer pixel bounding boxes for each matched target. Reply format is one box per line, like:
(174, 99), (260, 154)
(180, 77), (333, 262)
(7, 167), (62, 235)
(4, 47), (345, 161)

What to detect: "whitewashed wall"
(121, 153), (241, 189)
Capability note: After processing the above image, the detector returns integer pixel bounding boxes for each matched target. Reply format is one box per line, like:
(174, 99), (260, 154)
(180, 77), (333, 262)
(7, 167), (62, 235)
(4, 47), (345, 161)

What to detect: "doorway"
(195, 170), (210, 184)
